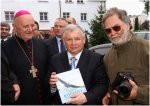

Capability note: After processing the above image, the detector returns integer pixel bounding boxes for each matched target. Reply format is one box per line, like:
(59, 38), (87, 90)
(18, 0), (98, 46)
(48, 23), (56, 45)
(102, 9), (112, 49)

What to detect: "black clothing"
(49, 49), (109, 105)
(1, 36), (51, 105)
(1, 50), (18, 104)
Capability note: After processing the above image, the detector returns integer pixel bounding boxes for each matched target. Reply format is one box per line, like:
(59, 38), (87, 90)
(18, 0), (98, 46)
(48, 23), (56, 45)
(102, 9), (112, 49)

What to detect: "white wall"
(1, 0), (106, 33)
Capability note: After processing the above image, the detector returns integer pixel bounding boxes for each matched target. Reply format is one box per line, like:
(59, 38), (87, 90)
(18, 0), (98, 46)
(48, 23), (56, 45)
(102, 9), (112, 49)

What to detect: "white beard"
(111, 28), (130, 46)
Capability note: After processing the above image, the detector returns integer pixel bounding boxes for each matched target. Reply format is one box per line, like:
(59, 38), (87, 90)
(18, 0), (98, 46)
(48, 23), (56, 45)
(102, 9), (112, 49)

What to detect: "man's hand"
(113, 80), (138, 100)
(66, 93), (87, 105)
(49, 72), (57, 88)
(13, 84), (20, 101)
(125, 80), (138, 100)
(102, 92), (111, 106)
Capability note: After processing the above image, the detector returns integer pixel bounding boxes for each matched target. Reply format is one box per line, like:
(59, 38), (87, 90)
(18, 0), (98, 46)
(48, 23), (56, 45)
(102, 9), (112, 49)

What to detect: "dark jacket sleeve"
(1, 51), (17, 104)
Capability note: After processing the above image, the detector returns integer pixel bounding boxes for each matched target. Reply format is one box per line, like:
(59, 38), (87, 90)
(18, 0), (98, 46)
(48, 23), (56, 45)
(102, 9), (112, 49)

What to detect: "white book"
(56, 68), (87, 104)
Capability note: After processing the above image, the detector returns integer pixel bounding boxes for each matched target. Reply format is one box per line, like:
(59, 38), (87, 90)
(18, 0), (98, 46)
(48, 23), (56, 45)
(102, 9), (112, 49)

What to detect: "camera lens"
(118, 81), (132, 98)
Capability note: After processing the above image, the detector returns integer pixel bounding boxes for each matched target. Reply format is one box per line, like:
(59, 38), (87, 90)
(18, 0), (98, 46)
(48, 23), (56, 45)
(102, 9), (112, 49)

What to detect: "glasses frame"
(105, 25), (121, 34)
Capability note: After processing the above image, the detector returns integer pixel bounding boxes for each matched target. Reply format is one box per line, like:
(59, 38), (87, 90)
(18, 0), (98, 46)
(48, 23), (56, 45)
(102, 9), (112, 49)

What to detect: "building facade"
(1, 0), (106, 33)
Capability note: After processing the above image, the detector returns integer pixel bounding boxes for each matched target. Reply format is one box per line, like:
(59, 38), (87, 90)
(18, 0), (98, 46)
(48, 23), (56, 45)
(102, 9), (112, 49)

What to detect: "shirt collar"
(0, 38), (8, 41)
(56, 36), (61, 43)
(67, 50), (83, 62)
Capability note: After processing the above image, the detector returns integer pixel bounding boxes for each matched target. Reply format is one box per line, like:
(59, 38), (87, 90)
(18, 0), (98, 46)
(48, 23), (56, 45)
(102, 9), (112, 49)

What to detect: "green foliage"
(134, 17), (139, 31)
(144, 1), (149, 16)
(88, 5), (110, 47)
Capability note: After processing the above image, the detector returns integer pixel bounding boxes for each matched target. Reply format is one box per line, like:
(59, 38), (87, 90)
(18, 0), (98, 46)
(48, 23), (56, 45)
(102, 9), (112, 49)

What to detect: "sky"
(106, 0), (145, 15)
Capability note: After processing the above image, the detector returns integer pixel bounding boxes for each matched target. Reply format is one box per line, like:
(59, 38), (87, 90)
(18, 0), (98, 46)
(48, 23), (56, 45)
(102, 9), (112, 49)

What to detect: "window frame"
(77, 0), (84, 4)
(63, 12), (70, 19)
(39, 12), (49, 22)
(81, 13), (87, 22)
(4, 11), (15, 21)
(38, 0), (48, 2)
(65, 0), (73, 3)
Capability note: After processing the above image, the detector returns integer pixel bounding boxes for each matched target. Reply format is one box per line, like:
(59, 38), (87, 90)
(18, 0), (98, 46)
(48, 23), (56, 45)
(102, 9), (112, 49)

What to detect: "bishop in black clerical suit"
(1, 36), (51, 105)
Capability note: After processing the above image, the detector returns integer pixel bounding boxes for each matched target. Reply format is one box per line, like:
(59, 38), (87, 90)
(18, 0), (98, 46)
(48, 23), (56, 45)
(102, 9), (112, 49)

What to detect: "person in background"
(66, 17), (76, 24)
(49, 27), (56, 38)
(46, 18), (68, 59)
(33, 21), (45, 39)
(1, 10), (51, 105)
(1, 50), (20, 105)
(66, 17), (89, 49)
(0, 22), (11, 43)
(49, 24), (109, 105)
(102, 7), (149, 105)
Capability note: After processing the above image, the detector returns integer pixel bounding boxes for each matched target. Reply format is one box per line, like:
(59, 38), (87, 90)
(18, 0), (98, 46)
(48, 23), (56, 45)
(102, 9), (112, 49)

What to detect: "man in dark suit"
(1, 10), (51, 105)
(46, 18), (68, 59)
(49, 24), (109, 105)
(1, 50), (20, 105)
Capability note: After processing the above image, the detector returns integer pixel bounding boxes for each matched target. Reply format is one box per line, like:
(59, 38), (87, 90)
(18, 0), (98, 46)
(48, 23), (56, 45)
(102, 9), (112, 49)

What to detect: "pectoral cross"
(30, 65), (37, 78)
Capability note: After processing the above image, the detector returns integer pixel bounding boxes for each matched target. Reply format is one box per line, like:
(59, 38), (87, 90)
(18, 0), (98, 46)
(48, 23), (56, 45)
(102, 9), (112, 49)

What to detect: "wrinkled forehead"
(15, 14), (34, 21)
(104, 15), (124, 27)
(14, 14), (35, 27)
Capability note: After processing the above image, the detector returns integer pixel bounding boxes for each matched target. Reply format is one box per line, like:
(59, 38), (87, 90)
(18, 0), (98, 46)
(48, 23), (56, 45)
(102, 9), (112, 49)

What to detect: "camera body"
(111, 72), (134, 98)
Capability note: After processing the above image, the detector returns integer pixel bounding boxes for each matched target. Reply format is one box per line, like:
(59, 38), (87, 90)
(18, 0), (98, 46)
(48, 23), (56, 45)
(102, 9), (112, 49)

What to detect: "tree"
(141, 20), (149, 30)
(88, 4), (110, 47)
(134, 17), (139, 31)
(144, 1), (149, 16)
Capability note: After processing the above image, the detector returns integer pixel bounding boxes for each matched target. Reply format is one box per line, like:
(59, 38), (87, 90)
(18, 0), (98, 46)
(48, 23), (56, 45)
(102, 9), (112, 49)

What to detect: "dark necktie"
(70, 57), (77, 69)
(60, 40), (66, 52)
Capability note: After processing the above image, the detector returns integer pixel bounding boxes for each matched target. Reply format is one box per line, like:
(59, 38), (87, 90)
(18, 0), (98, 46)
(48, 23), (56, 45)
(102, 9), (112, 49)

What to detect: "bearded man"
(102, 7), (149, 105)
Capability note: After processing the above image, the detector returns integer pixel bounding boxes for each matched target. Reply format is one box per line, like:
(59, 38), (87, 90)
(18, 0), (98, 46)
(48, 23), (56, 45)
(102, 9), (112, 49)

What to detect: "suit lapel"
(77, 49), (89, 71)
(61, 52), (71, 72)
(52, 37), (59, 54)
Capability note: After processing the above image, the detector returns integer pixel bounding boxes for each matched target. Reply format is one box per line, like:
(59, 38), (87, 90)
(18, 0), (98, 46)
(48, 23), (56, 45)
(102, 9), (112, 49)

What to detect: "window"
(63, 12), (70, 19)
(81, 13), (87, 21)
(5, 11), (14, 21)
(77, 0), (84, 4)
(40, 12), (48, 21)
(65, 0), (73, 3)
(38, 0), (48, 2)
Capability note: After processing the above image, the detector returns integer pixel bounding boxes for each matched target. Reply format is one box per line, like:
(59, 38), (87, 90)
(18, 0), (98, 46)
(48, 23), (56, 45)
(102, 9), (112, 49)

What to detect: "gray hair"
(102, 7), (132, 29)
(55, 17), (68, 23)
(63, 24), (85, 38)
(1, 22), (10, 31)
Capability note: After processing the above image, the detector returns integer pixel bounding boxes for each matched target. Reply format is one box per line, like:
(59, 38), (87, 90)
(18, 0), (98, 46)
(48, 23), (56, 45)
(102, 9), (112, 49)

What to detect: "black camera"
(111, 72), (134, 98)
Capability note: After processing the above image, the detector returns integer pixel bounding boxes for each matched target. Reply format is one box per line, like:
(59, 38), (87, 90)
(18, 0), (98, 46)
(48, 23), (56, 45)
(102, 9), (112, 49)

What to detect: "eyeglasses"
(67, 22), (72, 24)
(105, 25), (121, 34)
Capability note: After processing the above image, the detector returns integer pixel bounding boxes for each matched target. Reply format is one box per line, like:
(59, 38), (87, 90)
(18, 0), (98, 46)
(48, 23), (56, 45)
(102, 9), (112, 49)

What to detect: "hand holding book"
(66, 93), (87, 105)
(56, 68), (87, 104)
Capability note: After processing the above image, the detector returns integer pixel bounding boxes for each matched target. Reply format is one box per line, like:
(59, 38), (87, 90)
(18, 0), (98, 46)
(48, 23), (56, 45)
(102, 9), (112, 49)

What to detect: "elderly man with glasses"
(102, 7), (149, 105)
